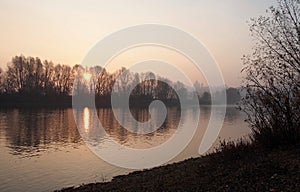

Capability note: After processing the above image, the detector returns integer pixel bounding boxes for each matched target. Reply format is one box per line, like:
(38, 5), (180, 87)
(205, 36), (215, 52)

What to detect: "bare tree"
(6, 55), (26, 92)
(43, 60), (55, 95)
(241, 0), (300, 147)
(154, 77), (174, 100)
(0, 68), (4, 93)
(52, 64), (72, 95)
(140, 72), (156, 97)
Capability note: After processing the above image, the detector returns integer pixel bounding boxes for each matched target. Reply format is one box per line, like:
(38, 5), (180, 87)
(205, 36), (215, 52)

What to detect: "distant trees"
(200, 92), (211, 105)
(2, 55), (74, 96)
(226, 87), (241, 105)
(56, 63), (72, 95)
(242, 0), (300, 147)
(0, 55), (242, 106)
(0, 68), (4, 93)
(153, 78), (174, 100)
(95, 68), (112, 96)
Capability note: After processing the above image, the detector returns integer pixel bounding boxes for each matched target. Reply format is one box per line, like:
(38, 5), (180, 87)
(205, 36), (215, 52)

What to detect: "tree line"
(0, 55), (241, 107)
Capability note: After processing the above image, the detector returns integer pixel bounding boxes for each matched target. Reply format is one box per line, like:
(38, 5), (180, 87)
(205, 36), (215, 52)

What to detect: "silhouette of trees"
(200, 91), (211, 105)
(141, 72), (156, 97)
(226, 87), (241, 104)
(0, 67), (4, 94)
(241, 0), (300, 147)
(153, 78), (174, 100)
(6, 55), (26, 93)
(56, 64), (73, 95)
(193, 80), (203, 96)
(2, 55), (75, 96)
(43, 60), (55, 95)
(0, 54), (242, 107)
(95, 67), (108, 96)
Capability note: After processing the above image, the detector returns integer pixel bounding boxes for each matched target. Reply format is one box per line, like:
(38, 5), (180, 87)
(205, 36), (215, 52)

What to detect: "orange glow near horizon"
(0, 0), (278, 86)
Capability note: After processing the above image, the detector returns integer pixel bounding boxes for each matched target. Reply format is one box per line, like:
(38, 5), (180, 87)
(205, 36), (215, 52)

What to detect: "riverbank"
(56, 143), (300, 192)
(0, 95), (179, 108)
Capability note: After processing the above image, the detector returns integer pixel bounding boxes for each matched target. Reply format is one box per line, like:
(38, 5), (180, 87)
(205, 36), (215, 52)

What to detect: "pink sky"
(0, 0), (277, 86)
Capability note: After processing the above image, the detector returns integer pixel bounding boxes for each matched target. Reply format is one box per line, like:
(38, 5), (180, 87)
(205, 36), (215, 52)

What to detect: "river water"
(0, 106), (251, 192)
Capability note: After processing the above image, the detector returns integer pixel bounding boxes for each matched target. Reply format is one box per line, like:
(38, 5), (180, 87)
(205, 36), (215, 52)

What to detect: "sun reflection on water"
(83, 107), (90, 132)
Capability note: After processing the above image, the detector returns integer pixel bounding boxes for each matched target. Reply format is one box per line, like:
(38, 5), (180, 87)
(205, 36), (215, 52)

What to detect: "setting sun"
(83, 72), (92, 80)
(1, 0), (299, 191)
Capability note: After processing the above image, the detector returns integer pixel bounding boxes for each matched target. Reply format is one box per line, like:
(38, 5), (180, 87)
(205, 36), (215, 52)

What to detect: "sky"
(0, 0), (277, 86)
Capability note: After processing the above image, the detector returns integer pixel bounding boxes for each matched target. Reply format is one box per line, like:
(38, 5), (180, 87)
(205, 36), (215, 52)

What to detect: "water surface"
(0, 106), (250, 192)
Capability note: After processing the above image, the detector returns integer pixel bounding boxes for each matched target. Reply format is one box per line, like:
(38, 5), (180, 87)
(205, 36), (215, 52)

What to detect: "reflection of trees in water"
(95, 107), (181, 148)
(199, 106), (243, 123)
(1, 107), (245, 157)
(2, 108), (82, 157)
(225, 107), (244, 123)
